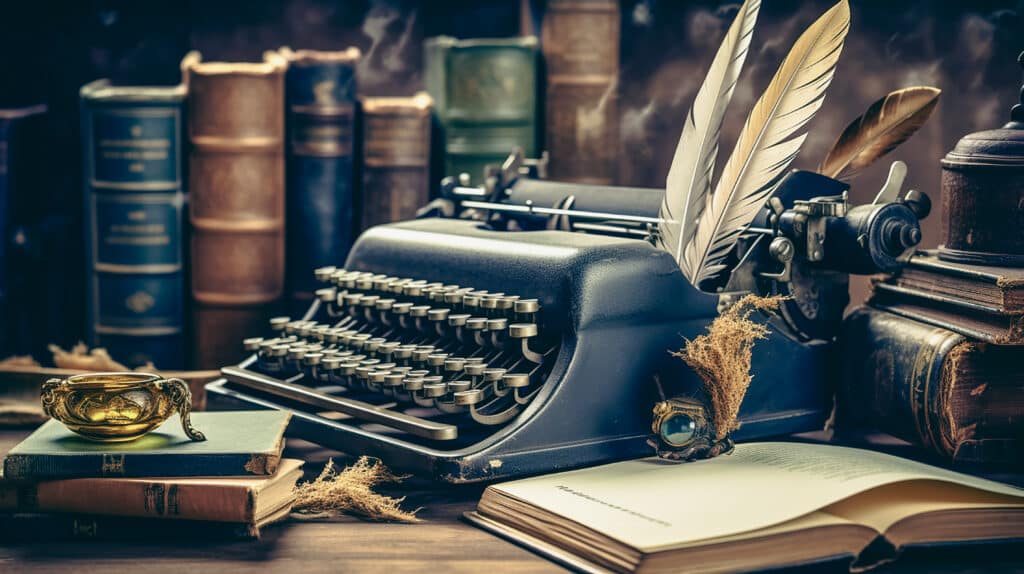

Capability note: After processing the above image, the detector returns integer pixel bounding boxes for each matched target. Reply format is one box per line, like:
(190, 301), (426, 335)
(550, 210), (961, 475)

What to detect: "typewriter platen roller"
(207, 213), (834, 482)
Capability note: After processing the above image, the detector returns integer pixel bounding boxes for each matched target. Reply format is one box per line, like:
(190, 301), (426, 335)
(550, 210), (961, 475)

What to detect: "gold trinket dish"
(41, 372), (206, 442)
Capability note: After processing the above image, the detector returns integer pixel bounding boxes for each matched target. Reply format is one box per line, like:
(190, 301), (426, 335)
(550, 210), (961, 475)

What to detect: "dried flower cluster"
(292, 457), (421, 523)
(673, 295), (783, 440)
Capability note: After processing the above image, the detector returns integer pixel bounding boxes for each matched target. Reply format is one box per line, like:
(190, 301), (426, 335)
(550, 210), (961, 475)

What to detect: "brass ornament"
(40, 372), (206, 442)
(648, 398), (732, 461)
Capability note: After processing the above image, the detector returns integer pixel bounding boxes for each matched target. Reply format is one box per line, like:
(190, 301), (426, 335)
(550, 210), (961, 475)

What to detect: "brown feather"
(818, 86), (940, 180)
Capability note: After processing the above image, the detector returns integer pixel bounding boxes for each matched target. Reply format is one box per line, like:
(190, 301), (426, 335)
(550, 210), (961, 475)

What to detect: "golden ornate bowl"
(40, 372), (206, 442)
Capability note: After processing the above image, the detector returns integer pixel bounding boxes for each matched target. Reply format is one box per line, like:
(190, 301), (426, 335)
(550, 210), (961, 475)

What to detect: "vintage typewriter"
(206, 151), (930, 482)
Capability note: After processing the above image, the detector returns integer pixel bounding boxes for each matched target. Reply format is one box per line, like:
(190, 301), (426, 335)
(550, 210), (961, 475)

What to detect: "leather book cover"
(424, 36), (538, 184)
(869, 292), (1024, 345)
(360, 92), (433, 230)
(542, 0), (620, 185)
(182, 51), (287, 307)
(190, 303), (279, 370)
(0, 459), (303, 523)
(279, 47), (360, 306)
(878, 249), (1024, 315)
(2, 410), (291, 480)
(0, 508), (290, 541)
(838, 306), (1024, 465)
(80, 81), (187, 369)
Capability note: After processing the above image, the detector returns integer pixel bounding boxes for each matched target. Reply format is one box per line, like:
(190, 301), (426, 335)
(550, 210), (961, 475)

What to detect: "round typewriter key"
(303, 352), (323, 366)
(409, 305), (430, 317)
(480, 294), (503, 309)
(243, 337), (263, 352)
(509, 323), (538, 338)
(389, 278), (412, 293)
(486, 318), (508, 331)
(464, 357), (485, 365)
(269, 316), (291, 331)
(495, 295), (518, 310)
(422, 380), (447, 398)
(448, 313), (470, 327)
(483, 368), (507, 382)
(315, 287), (336, 302)
(393, 346), (414, 361)
(271, 344), (289, 358)
(379, 341), (400, 354)
(427, 353), (448, 367)
(514, 299), (540, 314)
(464, 363), (487, 376)
(287, 347), (308, 361)
(343, 293), (363, 306)
(503, 373), (530, 388)
(314, 266), (337, 282)
(448, 381), (472, 393)
(375, 298), (395, 311)
(372, 277), (392, 291)
(322, 357), (342, 371)
(358, 358), (382, 367)
(356, 277), (374, 290)
(403, 283), (425, 297)
(428, 308), (450, 322)
(462, 294), (481, 308)
(338, 362), (360, 376)
(465, 318), (487, 331)
(392, 302), (413, 315)
(368, 370), (388, 385)
(384, 373), (407, 388)
(454, 389), (483, 406)
(411, 349), (432, 363)
(403, 376), (425, 391)
(360, 295), (380, 307)
(364, 338), (385, 352)
(444, 358), (466, 372)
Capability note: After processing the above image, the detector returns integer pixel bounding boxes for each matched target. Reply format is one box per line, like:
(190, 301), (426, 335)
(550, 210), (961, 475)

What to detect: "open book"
(466, 442), (1024, 573)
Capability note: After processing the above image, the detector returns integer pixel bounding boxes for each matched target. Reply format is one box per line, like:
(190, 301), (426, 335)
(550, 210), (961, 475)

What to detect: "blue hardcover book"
(81, 80), (186, 368)
(2, 410), (291, 480)
(279, 48), (361, 310)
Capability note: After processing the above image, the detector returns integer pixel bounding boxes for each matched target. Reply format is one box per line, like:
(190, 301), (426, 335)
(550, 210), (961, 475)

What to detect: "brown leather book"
(542, 0), (620, 184)
(360, 93), (433, 231)
(182, 51), (287, 306)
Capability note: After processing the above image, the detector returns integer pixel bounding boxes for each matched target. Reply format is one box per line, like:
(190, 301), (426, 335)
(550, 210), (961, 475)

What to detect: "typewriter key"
(314, 266), (337, 282)
(421, 379), (447, 398)
(315, 287), (336, 302)
(503, 373), (530, 388)
(243, 337), (263, 352)
(464, 363), (487, 377)
(444, 358), (466, 373)
(269, 316), (290, 331)
(448, 380), (472, 393)
(454, 389), (483, 406)
(303, 353), (323, 366)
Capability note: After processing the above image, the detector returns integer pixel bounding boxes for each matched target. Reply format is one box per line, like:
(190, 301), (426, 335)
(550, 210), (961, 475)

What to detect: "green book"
(424, 35), (538, 184)
(2, 410), (290, 480)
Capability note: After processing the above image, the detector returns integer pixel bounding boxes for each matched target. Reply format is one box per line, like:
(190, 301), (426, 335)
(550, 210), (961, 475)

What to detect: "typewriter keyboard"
(225, 266), (559, 447)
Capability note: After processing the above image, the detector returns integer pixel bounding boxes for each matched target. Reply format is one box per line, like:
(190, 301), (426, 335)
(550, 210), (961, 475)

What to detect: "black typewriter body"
(207, 218), (833, 482)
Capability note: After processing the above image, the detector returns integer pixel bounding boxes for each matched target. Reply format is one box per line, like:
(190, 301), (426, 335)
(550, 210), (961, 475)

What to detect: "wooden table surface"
(1, 430), (1022, 574)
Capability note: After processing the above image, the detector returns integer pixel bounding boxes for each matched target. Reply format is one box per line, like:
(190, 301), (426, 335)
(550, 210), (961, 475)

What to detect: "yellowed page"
(490, 442), (1024, 553)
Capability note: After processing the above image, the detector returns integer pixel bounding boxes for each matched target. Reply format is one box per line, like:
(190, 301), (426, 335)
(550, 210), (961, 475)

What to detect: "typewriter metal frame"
(207, 216), (833, 482)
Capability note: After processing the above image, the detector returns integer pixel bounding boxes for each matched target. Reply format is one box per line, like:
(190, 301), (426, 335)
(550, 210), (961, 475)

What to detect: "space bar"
(221, 366), (458, 441)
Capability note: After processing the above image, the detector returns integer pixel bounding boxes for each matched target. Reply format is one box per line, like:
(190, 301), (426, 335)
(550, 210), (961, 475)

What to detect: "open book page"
(490, 442), (1024, 553)
(824, 480), (1024, 533)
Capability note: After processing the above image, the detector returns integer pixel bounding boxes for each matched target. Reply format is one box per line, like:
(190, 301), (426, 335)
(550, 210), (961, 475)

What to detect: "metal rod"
(461, 200), (663, 224)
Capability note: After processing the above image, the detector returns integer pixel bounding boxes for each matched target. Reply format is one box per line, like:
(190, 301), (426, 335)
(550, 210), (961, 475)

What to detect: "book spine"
(542, 0), (620, 185)
(361, 104), (432, 230)
(838, 306), (1024, 463)
(2, 451), (280, 481)
(81, 86), (186, 368)
(186, 64), (286, 307)
(284, 56), (358, 304)
(425, 37), (538, 184)
(0, 479), (254, 522)
(0, 513), (259, 541)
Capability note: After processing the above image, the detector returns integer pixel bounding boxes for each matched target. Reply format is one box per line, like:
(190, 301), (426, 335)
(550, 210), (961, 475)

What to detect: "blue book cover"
(2, 410), (291, 480)
(281, 48), (361, 310)
(80, 80), (187, 368)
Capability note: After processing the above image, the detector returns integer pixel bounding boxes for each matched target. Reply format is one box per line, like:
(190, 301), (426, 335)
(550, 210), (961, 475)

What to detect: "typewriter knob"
(409, 305), (430, 318)
(303, 353), (323, 366)
(243, 337), (263, 352)
(503, 374), (530, 388)
(376, 298), (395, 311)
(427, 353), (449, 367)
(448, 313), (470, 327)
(454, 389), (484, 406)
(428, 308), (451, 322)
(403, 375), (426, 391)
(465, 363), (487, 377)
(412, 348), (433, 364)
(466, 318), (487, 331)
(269, 316), (290, 332)
(514, 299), (541, 314)
(487, 318), (508, 331)
(384, 373), (407, 388)
(315, 287), (336, 302)
(463, 294), (482, 308)
(422, 378), (447, 397)
(448, 381), (472, 394)
(322, 357), (342, 371)
(364, 338), (385, 353)
(403, 282), (426, 297)
(392, 302), (413, 315)
(271, 344), (289, 358)
(484, 368), (507, 382)
(444, 358), (466, 373)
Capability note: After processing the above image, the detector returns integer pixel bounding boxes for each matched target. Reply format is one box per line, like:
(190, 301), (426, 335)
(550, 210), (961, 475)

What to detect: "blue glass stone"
(660, 413), (696, 446)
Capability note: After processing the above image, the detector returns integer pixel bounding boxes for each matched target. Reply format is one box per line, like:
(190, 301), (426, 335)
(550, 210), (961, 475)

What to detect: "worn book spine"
(838, 306), (1024, 464)
(1, 449), (282, 481)
(542, 0), (620, 184)
(182, 52), (287, 369)
(0, 477), (258, 522)
(280, 47), (360, 306)
(424, 36), (538, 184)
(0, 513), (262, 541)
(80, 81), (187, 369)
(360, 93), (433, 230)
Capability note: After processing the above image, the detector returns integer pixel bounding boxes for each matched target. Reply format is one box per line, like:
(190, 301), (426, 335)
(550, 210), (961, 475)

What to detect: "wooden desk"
(1, 430), (1022, 574)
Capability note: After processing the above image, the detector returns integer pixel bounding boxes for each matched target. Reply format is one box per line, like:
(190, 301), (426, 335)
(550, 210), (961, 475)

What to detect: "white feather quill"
(658, 0), (761, 279)
(683, 0), (851, 287)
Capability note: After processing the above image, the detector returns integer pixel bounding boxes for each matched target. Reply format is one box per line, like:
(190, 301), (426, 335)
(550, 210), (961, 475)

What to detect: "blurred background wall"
(0, 0), (1021, 341)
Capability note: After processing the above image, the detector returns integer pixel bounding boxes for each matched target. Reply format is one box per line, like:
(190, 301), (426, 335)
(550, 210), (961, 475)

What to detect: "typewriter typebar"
(207, 217), (833, 482)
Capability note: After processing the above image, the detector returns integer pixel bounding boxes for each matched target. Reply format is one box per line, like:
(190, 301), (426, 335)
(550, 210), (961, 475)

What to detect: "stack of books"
(839, 250), (1024, 465)
(0, 410), (300, 541)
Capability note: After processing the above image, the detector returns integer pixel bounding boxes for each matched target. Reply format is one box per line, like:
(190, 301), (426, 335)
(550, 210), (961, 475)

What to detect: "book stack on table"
(0, 410), (300, 541)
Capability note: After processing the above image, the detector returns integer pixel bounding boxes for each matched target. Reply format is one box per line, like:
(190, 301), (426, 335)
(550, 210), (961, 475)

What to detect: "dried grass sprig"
(292, 457), (421, 523)
(673, 295), (783, 440)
